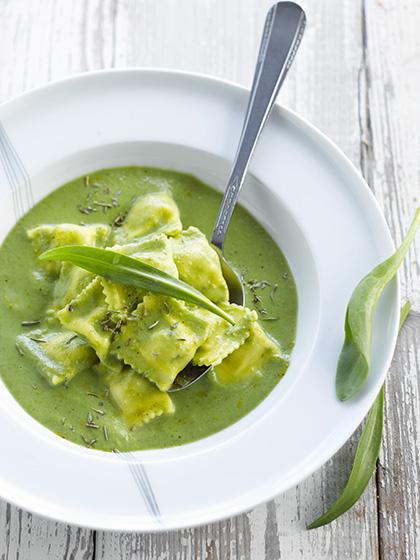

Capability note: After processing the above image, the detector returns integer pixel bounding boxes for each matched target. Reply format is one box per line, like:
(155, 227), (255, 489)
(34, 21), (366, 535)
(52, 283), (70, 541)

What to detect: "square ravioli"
(114, 191), (182, 242)
(16, 329), (97, 386)
(213, 322), (284, 385)
(170, 226), (229, 303)
(113, 293), (210, 391)
(28, 223), (110, 275)
(193, 304), (257, 366)
(102, 367), (175, 429)
(57, 277), (121, 371)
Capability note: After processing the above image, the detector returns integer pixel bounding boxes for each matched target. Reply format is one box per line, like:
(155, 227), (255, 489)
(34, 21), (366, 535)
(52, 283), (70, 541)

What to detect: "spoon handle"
(211, 2), (306, 250)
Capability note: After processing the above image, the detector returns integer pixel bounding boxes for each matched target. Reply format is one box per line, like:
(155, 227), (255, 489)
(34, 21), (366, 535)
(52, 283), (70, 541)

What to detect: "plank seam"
(359, 2), (384, 559)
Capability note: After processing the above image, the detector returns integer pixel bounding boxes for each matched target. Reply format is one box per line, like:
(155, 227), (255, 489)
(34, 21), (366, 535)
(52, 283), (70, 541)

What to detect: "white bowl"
(0, 69), (399, 531)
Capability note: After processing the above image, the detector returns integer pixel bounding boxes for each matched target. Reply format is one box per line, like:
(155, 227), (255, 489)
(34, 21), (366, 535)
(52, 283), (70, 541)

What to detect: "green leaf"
(39, 245), (235, 325)
(399, 300), (411, 330)
(308, 302), (411, 529)
(308, 387), (384, 529)
(336, 209), (420, 401)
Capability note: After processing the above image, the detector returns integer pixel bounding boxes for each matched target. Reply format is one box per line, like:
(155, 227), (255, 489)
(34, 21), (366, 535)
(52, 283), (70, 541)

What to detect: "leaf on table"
(308, 302), (411, 529)
(336, 209), (420, 401)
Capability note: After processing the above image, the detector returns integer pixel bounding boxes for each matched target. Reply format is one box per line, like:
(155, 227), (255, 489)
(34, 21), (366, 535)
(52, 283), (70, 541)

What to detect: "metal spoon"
(168, 1), (306, 392)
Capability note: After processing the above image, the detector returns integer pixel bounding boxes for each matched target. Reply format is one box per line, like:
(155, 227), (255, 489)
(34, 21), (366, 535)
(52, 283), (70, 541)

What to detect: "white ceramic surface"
(0, 69), (399, 531)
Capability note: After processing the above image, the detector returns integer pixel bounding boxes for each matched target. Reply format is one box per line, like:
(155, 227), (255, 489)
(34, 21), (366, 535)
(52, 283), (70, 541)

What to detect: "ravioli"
(28, 223), (110, 275)
(170, 226), (229, 303)
(57, 277), (121, 371)
(115, 192), (182, 242)
(101, 233), (178, 312)
(52, 264), (93, 310)
(16, 329), (97, 386)
(100, 366), (174, 429)
(113, 293), (209, 391)
(213, 322), (284, 385)
(193, 304), (257, 366)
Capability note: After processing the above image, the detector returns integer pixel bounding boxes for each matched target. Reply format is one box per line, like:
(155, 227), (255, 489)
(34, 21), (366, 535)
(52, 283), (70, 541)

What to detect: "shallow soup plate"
(0, 69), (399, 531)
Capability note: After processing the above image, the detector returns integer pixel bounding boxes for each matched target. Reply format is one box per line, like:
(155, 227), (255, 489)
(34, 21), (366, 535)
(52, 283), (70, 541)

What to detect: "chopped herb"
(61, 417), (66, 425)
(21, 320), (41, 327)
(100, 310), (125, 335)
(261, 316), (280, 321)
(81, 435), (97, 447)
(163, 301), (171, 314)
(86, 422), (100, 429)
(93, 200), (113, 211)
(84, 175), (90, 187)
(66, 335), (78, 345)
(29, 336), (47, 343)
(282, 272), (289, 280)
(170, 322), (179, 330)
(32, 384), (38, 390)
(112, 211), (127, 227)
(68, 304), (74, 312)
(87, 412), (93, 424)
(270, 284), (278, 303)
(148, 320), (160, 330)
(247, 278), (275, 317)
(247, 279), (272, 290)
(86, 392), (100, 398)
(177, 338), (187, 342)
(15, 342), (24, 356)
(77, 204), (97, 215)
(112, 448), (120, 453)
(91, 407), (105, 416)
(103, 426), (109, 441)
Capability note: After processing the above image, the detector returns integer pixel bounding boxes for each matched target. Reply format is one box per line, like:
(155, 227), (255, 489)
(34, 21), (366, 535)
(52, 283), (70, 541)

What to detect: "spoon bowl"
(214, 246), (245, 306)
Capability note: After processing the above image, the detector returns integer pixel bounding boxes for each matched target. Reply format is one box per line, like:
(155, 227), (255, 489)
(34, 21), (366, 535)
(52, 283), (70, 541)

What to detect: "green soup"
(0, 167), (297, 451)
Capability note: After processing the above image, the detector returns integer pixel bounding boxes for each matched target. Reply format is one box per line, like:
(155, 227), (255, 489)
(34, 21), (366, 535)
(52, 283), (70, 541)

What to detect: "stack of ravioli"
(17, 192), (282, 429)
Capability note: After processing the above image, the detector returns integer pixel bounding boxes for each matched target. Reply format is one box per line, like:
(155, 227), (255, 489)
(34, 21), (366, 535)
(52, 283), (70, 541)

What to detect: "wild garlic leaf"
(308, 302), (411, 529)
(336, 208), (420, 401)
(308, 387), (384, 529)
(39, 245), (235, 325)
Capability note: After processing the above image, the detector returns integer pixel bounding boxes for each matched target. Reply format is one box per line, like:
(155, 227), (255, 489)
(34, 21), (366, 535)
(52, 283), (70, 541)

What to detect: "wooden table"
(0, 1), (418, 558)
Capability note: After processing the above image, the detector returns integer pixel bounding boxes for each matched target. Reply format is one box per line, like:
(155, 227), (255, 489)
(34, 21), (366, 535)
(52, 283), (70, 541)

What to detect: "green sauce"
(0, 167), (297, 451)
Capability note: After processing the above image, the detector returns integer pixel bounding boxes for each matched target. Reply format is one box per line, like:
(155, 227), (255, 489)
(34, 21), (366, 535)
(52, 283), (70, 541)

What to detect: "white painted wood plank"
(363, 1), (420, 558)
(0, 503), (93, 560)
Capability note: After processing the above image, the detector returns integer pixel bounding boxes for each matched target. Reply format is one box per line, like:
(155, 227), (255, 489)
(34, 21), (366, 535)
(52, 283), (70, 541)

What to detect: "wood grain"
(0, 0), (417, 559)
(0, 503), (93, 560)
(363, 1), (420, 558)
